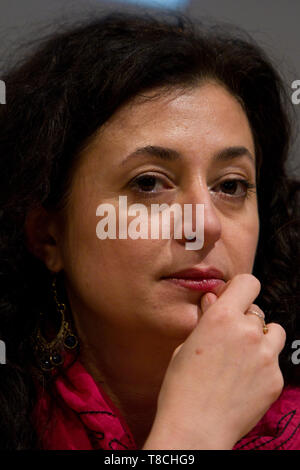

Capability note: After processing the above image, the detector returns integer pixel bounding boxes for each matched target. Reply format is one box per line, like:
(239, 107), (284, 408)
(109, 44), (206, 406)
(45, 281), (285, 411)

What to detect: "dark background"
(0, 0), (299, 177)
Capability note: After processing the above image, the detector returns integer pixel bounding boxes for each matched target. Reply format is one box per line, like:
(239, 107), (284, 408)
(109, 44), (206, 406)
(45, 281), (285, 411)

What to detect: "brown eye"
(134, 175), (159, 192)
(130, 173), (172, 194)
(220, 180), (246, 196)
(213, 179), (255, 198)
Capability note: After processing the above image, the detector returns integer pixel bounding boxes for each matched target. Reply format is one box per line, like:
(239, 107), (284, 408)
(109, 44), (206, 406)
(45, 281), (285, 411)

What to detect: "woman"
(0, 12), (299, 450)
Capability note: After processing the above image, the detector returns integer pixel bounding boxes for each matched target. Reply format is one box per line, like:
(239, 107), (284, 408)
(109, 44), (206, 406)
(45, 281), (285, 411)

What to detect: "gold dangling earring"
(32, 276), (79, 372)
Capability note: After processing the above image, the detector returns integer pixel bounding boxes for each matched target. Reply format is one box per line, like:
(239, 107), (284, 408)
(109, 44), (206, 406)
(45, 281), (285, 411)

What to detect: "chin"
(156, 304), (200, 341)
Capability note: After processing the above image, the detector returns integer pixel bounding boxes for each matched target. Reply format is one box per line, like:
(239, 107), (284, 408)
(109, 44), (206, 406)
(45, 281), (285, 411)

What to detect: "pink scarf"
(34, 358), (300, 450)
(34, 359), (137, 450)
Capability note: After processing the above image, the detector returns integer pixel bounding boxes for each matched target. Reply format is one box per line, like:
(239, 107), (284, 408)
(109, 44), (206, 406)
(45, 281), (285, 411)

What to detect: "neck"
(75, 320), (180, 448)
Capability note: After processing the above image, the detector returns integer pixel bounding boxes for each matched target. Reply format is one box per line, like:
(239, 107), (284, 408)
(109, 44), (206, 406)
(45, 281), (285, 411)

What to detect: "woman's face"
(51, 82), (259, 342)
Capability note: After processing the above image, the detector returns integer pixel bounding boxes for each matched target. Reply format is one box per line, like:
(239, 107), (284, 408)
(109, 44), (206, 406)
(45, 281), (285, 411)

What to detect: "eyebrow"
(120, 145), (255, 166)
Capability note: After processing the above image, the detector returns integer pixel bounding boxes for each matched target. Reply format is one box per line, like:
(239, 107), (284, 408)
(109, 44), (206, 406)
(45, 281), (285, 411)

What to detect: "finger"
(212, 274), (261, 315)
(246, 304), (265, 319)
(213, 279), (231, 298)
(200, 292), (217, 315)
(263, 322), (286, 354)
(244, 303), (265, 329)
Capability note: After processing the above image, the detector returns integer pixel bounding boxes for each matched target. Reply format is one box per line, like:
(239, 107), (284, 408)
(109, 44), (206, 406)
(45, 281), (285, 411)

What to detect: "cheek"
(88, 238), (158, 280)
(60, 205), (162, 297)
(61, 225), (167, 330)
(223, 209), (259, 273)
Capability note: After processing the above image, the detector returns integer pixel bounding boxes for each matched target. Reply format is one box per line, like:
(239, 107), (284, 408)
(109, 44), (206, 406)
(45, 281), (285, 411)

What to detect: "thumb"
(200, 292), (218, 315)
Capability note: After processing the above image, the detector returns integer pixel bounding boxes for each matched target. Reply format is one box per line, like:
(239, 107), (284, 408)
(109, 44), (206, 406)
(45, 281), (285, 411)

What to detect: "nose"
(175, 180), (222, 251)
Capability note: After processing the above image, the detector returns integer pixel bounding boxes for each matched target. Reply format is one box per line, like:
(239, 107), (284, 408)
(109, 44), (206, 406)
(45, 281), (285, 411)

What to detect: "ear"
(25, 206), (64, 273)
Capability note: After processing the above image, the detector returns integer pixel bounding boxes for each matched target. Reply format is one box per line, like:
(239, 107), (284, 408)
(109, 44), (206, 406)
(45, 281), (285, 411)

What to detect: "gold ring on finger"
(245, 309), (268, 334)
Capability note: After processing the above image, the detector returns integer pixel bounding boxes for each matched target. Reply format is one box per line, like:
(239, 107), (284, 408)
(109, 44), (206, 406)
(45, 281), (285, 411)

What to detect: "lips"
(162, 267), (226, 293)
(166, 267), (224, 280)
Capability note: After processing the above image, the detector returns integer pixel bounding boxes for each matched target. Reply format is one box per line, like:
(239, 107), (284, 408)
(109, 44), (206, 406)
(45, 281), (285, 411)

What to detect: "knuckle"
(244, 324), (261, 344)
(260, 347), (275, 366)
(267, 323), (287, 351)
(273, 323), (286, 342)
(268, 371), (284, 402)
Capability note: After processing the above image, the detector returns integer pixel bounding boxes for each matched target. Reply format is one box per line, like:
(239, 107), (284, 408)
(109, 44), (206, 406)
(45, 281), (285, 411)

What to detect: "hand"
(143, 274), (286, 450)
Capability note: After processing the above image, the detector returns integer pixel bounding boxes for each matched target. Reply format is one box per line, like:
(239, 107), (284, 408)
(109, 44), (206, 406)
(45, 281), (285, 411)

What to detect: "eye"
(212, 179), (256, 200)
(129, 173), (172, 194)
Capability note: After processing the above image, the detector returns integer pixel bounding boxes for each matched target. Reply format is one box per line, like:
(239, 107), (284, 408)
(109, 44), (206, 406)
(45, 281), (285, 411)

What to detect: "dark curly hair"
(0, 11), (299, 450)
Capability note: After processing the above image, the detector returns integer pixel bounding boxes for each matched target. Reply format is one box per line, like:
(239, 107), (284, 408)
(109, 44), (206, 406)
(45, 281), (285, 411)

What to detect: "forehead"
(77, 82), (255, 176)
(99, 82), (253, 146)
